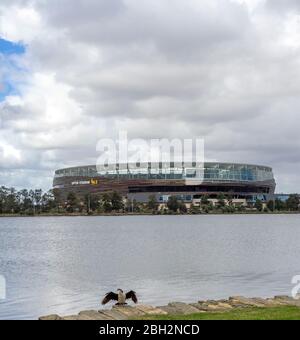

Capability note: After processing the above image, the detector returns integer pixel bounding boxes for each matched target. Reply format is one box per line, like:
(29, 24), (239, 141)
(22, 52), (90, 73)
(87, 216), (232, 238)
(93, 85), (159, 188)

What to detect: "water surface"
(0, 215), (299, 319)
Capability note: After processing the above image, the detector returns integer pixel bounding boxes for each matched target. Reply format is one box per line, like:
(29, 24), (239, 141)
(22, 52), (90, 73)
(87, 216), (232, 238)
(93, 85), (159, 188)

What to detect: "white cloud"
(0, 140), (21, 164)
(0, 4), (41, 43)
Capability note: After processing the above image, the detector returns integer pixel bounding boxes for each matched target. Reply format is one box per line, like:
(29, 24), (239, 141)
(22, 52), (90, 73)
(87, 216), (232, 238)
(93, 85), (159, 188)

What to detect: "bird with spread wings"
(102, 289), (138, 305)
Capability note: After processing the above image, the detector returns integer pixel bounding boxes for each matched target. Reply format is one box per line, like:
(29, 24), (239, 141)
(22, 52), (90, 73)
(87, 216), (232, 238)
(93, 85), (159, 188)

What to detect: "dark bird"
(102, 289), (138, 306)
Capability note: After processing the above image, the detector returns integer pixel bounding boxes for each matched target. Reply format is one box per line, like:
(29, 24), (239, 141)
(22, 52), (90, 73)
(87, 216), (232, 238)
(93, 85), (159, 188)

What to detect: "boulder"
(39, 314), (63, 321)
(167, 302), (202, 315)
(228, 296), (267, 308)
(135, 305), (168, 315)
(273, 295), (300, 307)
(39, 296), (300, 320)
(99, 309), (129, 320)
(112, 305), (146, 318)
(158, 305), (180, 315)
(79, 310), (112, 320)
(62, 315), (81, 320)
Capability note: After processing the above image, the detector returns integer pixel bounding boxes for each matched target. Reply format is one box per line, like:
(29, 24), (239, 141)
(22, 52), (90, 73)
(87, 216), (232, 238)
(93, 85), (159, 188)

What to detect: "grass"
(136, 307), (300, 320)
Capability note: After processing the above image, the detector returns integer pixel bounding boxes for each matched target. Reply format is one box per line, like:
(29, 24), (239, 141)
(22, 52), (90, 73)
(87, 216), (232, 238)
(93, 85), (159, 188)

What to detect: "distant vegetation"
(0, 187), (57, 215)
(0, 186), (299, 216)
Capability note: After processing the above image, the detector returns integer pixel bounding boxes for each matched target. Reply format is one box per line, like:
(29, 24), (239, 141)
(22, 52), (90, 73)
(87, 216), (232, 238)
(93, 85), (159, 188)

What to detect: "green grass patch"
(136, 307), (300, 320)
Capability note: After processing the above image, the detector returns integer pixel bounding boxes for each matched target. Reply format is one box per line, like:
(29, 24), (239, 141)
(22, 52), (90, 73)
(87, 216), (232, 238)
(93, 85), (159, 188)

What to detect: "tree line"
(0, 186), (299, 215)
(0, 187), (57, 215)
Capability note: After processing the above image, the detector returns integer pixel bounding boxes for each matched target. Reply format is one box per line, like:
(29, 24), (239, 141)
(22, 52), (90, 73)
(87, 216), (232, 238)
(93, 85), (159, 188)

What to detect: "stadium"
(53, 162), (276, 207)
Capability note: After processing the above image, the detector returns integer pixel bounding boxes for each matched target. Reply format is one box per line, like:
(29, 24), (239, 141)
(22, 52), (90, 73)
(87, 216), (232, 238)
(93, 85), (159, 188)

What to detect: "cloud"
(0, 4), (41, 43)
(0, 0), (300, 192)
(266, 0), (300, 12)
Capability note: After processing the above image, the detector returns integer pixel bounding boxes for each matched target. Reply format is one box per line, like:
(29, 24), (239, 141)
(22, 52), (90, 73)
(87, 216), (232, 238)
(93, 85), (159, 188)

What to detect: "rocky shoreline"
(39, 295), (300, 320)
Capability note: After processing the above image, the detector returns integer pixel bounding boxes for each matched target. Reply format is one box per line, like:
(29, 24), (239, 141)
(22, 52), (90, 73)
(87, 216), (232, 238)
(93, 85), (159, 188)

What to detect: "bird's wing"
(102, 292), (118, 305)
(126, 291), (138, 304)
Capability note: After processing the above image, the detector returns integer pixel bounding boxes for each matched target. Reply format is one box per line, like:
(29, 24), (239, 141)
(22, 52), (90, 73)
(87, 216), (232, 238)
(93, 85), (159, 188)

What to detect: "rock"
(203, 304), (230, 312)
(158, 305), (180, 315)
(190, 303), (213, 311)
(273, 296), (300, 307)
(215, 302), (233, 310)
(167, 302), (202, 315)
(112, 305), (146, 318)
(79, 310), (112, 320)
(39, 296), (300, 320)
(251, 298), (282, 307)
(135, 305), (168, 315)
(192, 299), (233, 312)
(62, 315), (81, 320)
(99, 309), (129, 320)
(61, 310), (115, 320)
(228, 296), (267, 308)
(265, 298), (286, 306)
(274, 295), (291, 300)
(39, 314), (63, 320)
(188, 303), (208, 312)
(203, 300), (233, 309)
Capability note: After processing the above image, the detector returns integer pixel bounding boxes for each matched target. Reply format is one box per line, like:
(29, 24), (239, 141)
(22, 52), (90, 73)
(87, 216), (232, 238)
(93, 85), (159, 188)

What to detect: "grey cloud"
(266, 0), (300, 12)
(36, 0), (250, 59)
(38, 0), (126, 27)
(1, 0), (300, 193)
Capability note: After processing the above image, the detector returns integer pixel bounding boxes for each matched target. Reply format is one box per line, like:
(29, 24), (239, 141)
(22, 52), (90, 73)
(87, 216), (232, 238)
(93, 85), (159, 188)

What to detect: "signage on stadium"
(71, 180), (99, 186)
(71, 181), (90, 186)
(90, 179), (99, 185)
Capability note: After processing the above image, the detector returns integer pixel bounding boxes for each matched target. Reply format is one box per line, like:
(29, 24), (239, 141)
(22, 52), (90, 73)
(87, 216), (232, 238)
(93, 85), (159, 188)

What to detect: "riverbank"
(39, 295), (300, 320)
(1, 211), (299, 218)
(140, 306), (300, 320)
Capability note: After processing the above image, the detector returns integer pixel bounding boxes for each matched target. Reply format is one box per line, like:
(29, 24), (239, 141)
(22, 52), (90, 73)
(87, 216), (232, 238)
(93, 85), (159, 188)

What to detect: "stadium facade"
(53, 162), (276, 206)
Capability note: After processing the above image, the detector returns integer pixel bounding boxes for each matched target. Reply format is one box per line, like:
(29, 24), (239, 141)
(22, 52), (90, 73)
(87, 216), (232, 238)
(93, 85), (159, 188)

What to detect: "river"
(0, 215), (299, 319)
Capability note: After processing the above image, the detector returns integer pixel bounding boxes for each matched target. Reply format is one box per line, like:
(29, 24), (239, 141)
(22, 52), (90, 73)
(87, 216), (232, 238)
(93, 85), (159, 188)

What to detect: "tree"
(179, 202), (188, 214)
(275, 199), (286, 211)
(101, 193), (112, 213)
(132, 199), (141, 213)
(0, 187), (57, 215)
(33, 189), (43, 213)
(0, 187), (6, 214)
(266, 200), (275, 212)
(66, 192), (79, 213)
(84, 194), (99, 213)
(41, 190), (57, 212)
(111, 192), (124, 211)
(29, 190), (35, 211)
(19, 189), (31, 211)
(224, 205), (235, 214)
(52, 189), (63, 212)
(147, 195), (158, 212)
(217, 193), (226, 208)
(254, 199), (263, 212)
(201, 195), (209, 206)
(167, 196), (179, 212)
(5, 188), (18, 213)
(236, 204), (246, 212)
(286, 195), (300, 211)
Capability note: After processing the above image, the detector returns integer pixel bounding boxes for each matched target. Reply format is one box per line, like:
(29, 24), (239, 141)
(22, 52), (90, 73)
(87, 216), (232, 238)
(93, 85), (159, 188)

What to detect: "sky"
(0, 0), (300, 192)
